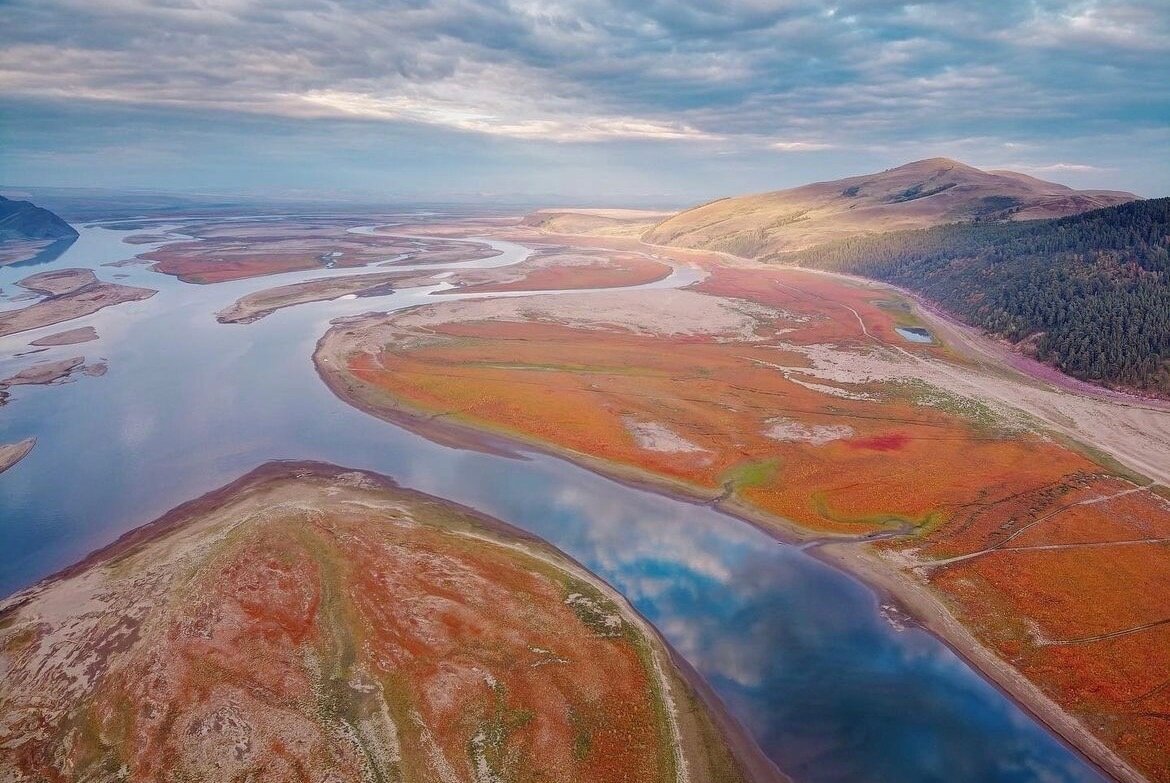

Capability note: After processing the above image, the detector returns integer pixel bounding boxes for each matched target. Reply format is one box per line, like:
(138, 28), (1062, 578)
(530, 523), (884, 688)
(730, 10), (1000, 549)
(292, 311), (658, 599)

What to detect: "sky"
(1, 0), (1168, 203)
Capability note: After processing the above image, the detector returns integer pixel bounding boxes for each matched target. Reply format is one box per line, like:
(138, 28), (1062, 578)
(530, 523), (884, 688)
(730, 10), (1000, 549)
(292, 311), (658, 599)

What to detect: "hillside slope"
(0, 195), (79, 266)
(785, 198), (1170, 394)
(644, 158), (1135, 256)
(0, 195), (78, 242)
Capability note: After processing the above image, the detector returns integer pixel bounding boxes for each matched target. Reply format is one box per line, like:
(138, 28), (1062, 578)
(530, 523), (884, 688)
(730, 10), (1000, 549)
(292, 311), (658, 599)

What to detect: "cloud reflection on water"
(0, 224), (1106, 783)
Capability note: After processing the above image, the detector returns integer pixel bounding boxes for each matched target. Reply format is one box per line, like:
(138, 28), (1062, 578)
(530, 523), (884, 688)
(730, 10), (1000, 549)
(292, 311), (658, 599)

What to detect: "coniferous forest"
(780, 198), (1170, 394)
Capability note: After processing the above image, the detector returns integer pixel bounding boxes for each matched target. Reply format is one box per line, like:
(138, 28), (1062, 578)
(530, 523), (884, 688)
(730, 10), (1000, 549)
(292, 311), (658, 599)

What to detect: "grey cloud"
(0, 0), (1166, 198)
(3, 0), (1166, 147)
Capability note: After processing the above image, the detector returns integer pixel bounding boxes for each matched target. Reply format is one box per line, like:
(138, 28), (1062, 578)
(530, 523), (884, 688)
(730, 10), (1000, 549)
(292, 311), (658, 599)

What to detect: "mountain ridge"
(644, 158), (1138, 257)
(0, 196), (80, 267)
(0, 195), (78, 243)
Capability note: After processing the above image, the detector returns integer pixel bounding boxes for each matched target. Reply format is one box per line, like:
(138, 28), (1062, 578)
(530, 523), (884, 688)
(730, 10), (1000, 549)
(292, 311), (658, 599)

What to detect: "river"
(0, 217), (1106, 782)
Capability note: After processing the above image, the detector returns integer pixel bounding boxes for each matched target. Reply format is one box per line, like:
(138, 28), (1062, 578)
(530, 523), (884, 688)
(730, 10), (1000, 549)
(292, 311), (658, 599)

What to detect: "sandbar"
(0, 437), (35, 474)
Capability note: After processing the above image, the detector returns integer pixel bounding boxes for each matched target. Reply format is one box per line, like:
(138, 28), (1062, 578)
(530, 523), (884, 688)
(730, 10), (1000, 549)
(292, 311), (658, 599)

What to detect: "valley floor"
(314, 220), (1170, 783)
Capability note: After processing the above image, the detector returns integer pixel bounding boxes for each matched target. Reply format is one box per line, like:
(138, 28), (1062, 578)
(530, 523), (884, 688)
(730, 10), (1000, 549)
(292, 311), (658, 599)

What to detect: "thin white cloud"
(298, 90), (721, 142)
(0, 40), (720, 143)
(770, 140), (835, 152)
(1007, 162), (1111, 174)
(1007, 1), (1170, 52)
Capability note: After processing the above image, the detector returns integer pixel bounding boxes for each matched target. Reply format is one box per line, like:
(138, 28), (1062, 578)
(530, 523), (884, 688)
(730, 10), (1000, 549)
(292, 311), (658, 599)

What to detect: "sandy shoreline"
(313, 321), (1148, 783)
(28, 326), (99, 346)
(814, 543), (1145, 783)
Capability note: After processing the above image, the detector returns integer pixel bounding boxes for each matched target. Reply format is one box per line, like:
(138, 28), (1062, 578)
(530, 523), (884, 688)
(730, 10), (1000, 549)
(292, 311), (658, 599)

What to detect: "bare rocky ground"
(0, 268), (154, 339)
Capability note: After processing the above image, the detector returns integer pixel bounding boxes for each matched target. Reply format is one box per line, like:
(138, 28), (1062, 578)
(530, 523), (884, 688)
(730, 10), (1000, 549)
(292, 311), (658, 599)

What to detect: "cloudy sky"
(1, 0), (1167, 203)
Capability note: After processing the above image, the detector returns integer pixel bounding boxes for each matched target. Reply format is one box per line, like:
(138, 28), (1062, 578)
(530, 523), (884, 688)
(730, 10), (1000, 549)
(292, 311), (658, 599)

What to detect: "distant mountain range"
(644, 158), (1136, 258)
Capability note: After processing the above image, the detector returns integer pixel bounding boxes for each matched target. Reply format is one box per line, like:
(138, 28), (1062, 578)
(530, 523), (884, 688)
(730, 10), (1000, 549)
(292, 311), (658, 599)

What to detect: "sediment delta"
(437, 247), (672, 293)
(1, 356), (87, 387)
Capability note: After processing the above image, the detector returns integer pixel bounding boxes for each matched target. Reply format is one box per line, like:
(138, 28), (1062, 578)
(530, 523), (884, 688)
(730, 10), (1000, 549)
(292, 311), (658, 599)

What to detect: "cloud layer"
(2, 0), (1167, 197)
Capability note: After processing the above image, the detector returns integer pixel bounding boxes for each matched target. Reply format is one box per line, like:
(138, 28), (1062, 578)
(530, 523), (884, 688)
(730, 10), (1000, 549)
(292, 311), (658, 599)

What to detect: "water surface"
(0, 220), (1106, 782)
(896, 325), (935, 343)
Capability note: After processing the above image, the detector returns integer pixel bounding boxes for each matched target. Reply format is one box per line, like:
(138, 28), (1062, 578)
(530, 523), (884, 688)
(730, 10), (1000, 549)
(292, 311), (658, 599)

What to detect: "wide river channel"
(0, 217), (1107, 782)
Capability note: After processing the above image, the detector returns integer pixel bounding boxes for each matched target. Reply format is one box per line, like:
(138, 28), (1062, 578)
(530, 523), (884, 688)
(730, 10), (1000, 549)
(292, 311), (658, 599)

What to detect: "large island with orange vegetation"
(315, 257), (1170, 782)
(0, 461), (769, 783)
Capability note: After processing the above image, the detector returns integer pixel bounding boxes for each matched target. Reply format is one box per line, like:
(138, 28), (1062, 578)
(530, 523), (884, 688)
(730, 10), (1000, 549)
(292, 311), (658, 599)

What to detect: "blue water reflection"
(0, 223), (1105, 782)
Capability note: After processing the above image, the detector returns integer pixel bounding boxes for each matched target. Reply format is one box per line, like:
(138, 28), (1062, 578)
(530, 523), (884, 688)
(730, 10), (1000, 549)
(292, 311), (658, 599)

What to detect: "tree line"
(777, 198), (1170, 394)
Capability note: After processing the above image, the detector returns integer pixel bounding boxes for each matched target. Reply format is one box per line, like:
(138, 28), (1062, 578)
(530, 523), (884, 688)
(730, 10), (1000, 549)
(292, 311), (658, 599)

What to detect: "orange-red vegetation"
(148, 244), (335, 282)
(330, 266), (1097, 538)
(0, 465), (744, 782)
(845, 433), (909, 451)
(904, 481), (1170, 778)
(448, 251), (671, 293)
(695, 263), (955, 360)
(317, 258), (1170, 778)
